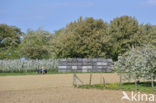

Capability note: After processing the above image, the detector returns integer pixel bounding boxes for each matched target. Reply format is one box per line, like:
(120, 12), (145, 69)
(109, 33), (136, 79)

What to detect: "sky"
(0, 0), (156, 33)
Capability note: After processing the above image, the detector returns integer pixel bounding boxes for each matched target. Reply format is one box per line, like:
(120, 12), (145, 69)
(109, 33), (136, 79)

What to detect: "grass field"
(78, 82), (156, 93)
(0, 73), (155, 103)
(0, 71), (58, 76)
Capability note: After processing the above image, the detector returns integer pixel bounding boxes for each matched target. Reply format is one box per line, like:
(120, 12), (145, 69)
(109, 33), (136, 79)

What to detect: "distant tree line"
(0, 16), (156, 61)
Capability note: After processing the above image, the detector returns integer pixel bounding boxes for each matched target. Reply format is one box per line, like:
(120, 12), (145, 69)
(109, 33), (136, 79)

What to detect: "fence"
(58, 58), (113, 72)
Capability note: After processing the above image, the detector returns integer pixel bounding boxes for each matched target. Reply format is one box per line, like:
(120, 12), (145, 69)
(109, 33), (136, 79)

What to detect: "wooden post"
(151, 73), (154, 92)
(89, 59), (93, 85)
(73, 72), (76, 85)
(128, 73), (131, 82)
(135, 75), (138, 91)
(89, 69), (92, 85)
(103, 76), (106, 88)
(73, 69), (77, 86)
(100, 71), (103, 84)
(120, 73), (122, 89)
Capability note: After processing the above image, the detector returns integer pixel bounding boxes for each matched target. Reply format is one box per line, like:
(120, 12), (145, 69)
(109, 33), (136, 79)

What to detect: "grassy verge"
(0, 69), (59, 76)
(77, 82), (156, 93)
(0, 71), (59, 76)
(0, 71), (113, 76)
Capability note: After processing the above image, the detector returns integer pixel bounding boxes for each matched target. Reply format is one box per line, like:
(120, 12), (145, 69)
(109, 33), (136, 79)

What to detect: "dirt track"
(0, 73), (155, 103)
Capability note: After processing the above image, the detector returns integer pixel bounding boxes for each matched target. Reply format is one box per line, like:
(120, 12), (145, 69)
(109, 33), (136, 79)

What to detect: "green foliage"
(150, 25), (156, 45)
(50, 16), (156, 60)
(0, 24), (23, 59)
(108, 16), (144, 60)
(20, 29), (52, 59)
(114, 44), (156, 80)
(1, 16), (156, 60)
(50, 17), (110, 58)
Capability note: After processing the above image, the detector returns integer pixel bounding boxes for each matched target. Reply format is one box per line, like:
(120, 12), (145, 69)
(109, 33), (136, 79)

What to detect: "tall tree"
(108, 16), (141, 60)
(114, 44), (156, 84)
(50, 17), (110, 58)
(20, 29), (51, 59)
(0, 24), (23, 59)
(149, 25), (156, 45)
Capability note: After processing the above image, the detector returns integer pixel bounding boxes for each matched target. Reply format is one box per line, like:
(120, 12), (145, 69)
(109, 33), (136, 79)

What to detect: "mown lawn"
(0, 71), (113, 76)
(0, 71), (59, 76)
(0, 69), (59, 76)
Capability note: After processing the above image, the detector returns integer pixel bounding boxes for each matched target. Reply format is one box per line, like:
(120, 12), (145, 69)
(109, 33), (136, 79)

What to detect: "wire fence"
(73, 72), (156, 93)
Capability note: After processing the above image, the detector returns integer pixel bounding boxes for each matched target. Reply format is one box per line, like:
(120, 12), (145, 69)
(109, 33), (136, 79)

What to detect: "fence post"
(73, 70), (77, 86)
(128, 73), (131, 82)
(89, 69), (92, 85)
(151, 73), (154, 92)
(89, 59), (93, 85)
(100, 71), (103, 84)
(120, 73), (122, 89)
(135, 75), (138, 91)
(103, 76), (106, 88)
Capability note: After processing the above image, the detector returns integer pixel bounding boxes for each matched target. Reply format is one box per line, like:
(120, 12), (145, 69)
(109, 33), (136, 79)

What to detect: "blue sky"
(0, 0), (156, 33)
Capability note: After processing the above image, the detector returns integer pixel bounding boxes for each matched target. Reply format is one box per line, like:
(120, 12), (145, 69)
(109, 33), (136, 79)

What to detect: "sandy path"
(0, 73), (155, 103)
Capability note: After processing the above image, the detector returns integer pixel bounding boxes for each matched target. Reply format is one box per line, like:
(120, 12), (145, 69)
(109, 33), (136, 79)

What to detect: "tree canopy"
(108, 16), (146, 60)
(114, 44), (156, 80)
(0, 16), (156, 60)
(20, 29), (51, 59)
(50, 16), (156, 60)
(50, 17), (110, 58)
(0, 24), (23, 59)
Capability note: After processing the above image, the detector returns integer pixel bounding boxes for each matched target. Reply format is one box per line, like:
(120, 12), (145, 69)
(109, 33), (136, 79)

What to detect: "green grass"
(0, 71), (59, 76)
(0, 71), (113, 76)
(77, 82), (156, 93)
(0, 69), (59, 76)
